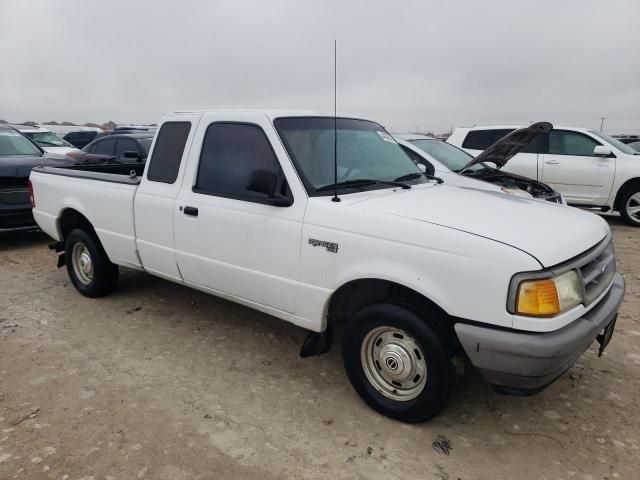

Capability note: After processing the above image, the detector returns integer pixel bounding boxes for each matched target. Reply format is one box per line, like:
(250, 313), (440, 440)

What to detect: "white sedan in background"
(12, 125), (80, 156)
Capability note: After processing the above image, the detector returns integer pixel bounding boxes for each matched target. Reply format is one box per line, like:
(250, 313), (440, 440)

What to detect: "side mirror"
(594, 145), (612, 157)
(247, 169), (292, 207)
(124, 150), (141, 159)
(417, 163), (427, 173)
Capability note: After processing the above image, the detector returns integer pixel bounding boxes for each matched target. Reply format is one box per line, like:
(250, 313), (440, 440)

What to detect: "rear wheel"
(65, 228), (118, 297)
(620, 185), (640, 227)
(342, 303), (454, 423)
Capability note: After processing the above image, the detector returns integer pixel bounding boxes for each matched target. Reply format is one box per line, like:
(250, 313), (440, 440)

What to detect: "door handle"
(183, 206), (199, 217)
(544, 160), (560, 165)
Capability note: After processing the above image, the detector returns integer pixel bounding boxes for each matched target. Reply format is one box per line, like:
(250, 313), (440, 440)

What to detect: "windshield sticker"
(376, 131), (397, 143)
(0, 132), (21, 137)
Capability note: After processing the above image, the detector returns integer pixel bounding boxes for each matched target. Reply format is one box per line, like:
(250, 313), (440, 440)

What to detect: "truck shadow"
(0, 230), (49, 251)
(112, 266), (555, 428)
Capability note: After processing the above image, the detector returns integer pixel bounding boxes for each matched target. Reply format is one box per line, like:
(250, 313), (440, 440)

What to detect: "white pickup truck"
(30, 110), (625, 422)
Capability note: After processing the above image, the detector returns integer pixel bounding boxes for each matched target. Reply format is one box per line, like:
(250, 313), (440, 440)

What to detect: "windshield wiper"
(394, 172), (444, 184)
(316, 178), (411, 192)
(37, 140), (62, 147)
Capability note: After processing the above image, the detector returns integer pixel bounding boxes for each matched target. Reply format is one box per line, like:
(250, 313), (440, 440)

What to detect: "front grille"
(578, 239), (616, 305)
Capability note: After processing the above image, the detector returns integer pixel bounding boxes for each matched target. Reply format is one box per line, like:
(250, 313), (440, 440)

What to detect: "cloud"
(1, 0), (638, 133)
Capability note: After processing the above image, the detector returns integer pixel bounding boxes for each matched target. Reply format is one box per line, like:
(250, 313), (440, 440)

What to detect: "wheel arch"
(327, 277), (453, 330)
(57, 208), (97, 242)
(613, 177), (640, 211)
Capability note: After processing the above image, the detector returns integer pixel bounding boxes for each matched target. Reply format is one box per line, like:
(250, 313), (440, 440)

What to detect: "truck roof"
(166, 109), (370, 122)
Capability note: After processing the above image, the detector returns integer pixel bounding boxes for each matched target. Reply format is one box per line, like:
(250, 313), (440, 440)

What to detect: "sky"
(1, 0), (639, 134)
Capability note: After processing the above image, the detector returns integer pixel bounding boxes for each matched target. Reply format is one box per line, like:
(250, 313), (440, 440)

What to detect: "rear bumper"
(1, 187), (36, 232)
(0, 208), (37, 232)
(455, 273), (625, 394)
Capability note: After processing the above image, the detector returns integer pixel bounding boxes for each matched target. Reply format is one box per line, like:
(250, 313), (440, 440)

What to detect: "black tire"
(342, 303), (454, 423)
(64, 228), (119, 297)
(619, 185), (640, 227)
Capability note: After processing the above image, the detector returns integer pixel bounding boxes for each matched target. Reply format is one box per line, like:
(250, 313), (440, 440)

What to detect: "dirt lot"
(0, 217), (638, 480)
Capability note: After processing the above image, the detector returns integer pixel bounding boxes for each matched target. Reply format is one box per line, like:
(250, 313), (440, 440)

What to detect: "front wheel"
(342, 303), (454, 423)
(65, 228), (119, 297)
(620, 186), (640, 227)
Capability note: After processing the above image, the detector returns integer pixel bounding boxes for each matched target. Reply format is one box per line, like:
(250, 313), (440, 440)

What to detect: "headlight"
(515, 270), (582, 316)
(501, 187), (533, 198)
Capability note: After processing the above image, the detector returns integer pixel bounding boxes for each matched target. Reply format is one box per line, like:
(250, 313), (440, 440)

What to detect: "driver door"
(173, 112), (306, 315)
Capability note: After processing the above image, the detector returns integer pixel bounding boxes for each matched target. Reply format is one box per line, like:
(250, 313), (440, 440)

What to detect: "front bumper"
(455, 273), (625, 394)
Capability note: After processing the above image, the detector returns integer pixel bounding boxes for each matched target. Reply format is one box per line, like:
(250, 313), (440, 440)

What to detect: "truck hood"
(0, 154), (75, 178)
(459, 121), (552, 173)
(349, 184), (608, 267)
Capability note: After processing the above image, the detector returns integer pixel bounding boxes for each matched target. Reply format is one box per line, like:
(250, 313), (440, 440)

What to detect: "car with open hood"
(395, 123), (564, 203)
(448, 124), (640, 226)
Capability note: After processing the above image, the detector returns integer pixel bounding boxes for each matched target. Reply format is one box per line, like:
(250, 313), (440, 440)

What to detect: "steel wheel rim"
(626, 193), (640, 222)
(360, 326), (427, 401)
(72, 242), (94, 285)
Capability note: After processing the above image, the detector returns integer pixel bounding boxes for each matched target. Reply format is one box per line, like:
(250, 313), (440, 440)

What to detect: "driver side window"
(194, 123), (289, 204)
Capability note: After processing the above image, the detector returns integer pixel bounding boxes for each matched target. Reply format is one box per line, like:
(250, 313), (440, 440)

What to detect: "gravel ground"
(0, 216), (638, 480)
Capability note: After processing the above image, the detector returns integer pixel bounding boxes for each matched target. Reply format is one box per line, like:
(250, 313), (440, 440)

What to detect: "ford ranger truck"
(29, 110), (625, 422)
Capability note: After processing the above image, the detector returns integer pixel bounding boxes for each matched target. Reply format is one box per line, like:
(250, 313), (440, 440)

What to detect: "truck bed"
(32, 163), (145, 184)
(30, 163), (145, 269)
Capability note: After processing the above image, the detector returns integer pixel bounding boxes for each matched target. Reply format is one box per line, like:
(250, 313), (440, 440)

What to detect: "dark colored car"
(63, 130), (101, 149)
(0, 125), (75, 232)
(79, 133), (154, 163)
(613, 135), (640, 145)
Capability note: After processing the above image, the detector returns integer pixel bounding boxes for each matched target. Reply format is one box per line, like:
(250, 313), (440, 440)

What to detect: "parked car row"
(0, 124), (148, 232)
(0, 124), (78, 232)
(10, 125), (79, 156)
(27, 109), (625, 423)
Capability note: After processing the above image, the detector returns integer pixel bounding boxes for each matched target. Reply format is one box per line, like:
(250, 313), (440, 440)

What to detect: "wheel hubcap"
(626, 193), (640, 222)
(72, 242), (94, 285)
(361, 326), (427, 401)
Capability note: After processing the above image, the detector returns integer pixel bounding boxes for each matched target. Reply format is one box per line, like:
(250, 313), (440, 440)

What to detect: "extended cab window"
(195, 123), (286, 202)
(146, 122), (191, 183)
(549, 131), (600, 156)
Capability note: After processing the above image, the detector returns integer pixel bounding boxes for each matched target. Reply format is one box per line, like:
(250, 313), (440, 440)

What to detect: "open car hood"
(459, 122), (553, 173)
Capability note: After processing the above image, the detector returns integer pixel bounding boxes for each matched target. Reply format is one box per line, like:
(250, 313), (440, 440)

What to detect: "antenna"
(331, 40), (340, 203)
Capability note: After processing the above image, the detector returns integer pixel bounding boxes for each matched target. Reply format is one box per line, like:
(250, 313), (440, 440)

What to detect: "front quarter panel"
(296, 196), (541, 330)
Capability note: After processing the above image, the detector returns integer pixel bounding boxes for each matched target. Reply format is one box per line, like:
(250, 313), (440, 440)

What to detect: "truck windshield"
(0, 130), (42, 156)
(275, 117), (427, 195)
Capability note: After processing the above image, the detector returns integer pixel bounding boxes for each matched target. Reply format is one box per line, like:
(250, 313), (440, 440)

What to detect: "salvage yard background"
(0, 216), (638, 480)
